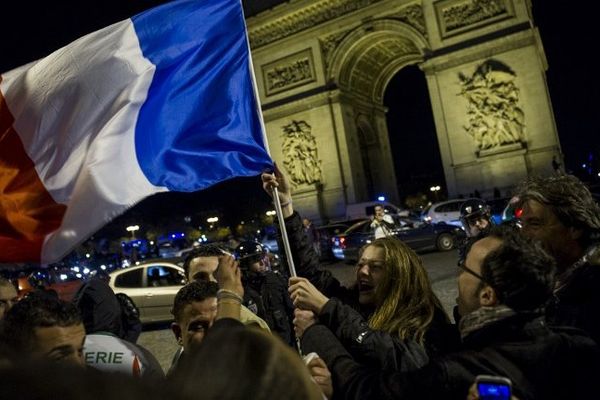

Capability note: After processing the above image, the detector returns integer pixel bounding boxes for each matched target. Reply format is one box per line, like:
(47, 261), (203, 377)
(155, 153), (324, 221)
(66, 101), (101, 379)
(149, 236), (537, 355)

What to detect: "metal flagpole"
(240, 3), (297, 279)
(240, 1), (302, 353)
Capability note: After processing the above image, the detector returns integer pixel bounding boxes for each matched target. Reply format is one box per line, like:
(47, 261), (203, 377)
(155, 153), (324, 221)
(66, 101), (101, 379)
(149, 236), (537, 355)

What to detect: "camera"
(475, 375), (511, 400)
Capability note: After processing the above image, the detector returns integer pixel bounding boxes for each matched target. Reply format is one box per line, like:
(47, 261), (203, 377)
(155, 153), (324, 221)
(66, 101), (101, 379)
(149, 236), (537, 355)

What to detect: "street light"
(206, 217), (219, 223)
(126, 225), (139, 238)
(430, 185), (441, 201)
(265, 210), (276, 216)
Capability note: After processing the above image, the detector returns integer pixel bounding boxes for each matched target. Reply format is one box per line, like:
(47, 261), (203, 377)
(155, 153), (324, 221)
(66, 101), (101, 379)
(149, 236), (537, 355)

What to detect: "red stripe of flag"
(0, 77), (67, 263)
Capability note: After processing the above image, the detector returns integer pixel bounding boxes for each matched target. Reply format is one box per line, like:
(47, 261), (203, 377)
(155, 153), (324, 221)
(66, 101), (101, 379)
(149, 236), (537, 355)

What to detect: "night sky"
(0, 1), (597, 233)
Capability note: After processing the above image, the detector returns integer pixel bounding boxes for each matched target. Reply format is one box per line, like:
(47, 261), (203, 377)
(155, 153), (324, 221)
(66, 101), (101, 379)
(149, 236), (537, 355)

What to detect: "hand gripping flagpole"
(241, 2), (301, 354)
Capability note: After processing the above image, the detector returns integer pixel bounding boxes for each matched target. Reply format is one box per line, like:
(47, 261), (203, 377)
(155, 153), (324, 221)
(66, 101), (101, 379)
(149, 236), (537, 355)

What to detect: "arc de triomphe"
(247, 0), (560, 222)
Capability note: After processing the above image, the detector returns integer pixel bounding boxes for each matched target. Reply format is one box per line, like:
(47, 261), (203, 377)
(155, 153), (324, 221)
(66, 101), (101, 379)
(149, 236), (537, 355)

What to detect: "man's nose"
(66, 352), (86, 367)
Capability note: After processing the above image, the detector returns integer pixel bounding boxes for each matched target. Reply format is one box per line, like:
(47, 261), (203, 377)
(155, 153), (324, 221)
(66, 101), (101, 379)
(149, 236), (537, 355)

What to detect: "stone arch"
(328, 19), (428, 104)
(252, 0), (559, 220)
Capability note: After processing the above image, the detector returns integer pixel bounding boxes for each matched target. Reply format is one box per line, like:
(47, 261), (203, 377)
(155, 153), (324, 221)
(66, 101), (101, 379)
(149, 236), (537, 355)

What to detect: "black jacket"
(546, 254), (600, 345)
(302, 314), (600, 400)
(284, 212), (362, 312)
(283, 212), (459, 365)
(243, 270), (295, 346)
(73, 277), (142, 343)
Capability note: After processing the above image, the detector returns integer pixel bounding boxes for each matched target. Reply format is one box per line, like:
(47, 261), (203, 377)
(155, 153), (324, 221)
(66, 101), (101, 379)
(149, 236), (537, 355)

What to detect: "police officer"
(236, 241), (295, 346)
(457, 198), (493, 264)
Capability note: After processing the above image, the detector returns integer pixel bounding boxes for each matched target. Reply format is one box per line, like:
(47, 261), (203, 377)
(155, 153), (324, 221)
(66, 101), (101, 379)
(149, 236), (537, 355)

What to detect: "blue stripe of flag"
(132, 0), (272, 191)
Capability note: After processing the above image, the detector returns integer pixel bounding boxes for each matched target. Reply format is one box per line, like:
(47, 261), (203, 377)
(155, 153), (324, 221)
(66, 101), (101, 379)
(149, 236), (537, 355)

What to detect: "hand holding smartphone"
(475, 375), (512, 400)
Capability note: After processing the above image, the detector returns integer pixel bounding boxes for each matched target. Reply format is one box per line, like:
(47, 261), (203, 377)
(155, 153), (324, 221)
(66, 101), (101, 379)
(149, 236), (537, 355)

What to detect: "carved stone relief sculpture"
(435, 0), (513, 38)
(262, 49), (316, 96)
(458, 59), (525, 152)
(281, 120), (323, 186)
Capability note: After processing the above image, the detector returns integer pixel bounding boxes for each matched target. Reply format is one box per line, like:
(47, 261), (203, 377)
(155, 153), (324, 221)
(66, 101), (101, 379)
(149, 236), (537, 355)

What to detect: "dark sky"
(0, 1), (596, 231)
(385, 4), (599, 197)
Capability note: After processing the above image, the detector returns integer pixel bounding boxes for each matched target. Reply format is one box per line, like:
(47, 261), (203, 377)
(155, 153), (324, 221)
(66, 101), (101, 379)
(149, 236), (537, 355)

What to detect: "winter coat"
(243, 270), (295, 346)
(546, 246), (600, 344)
(73, 276), (142, 342)
(73, 277), (163, 379)
(283, 211), (459, 365)
(302, 314), (600, 400)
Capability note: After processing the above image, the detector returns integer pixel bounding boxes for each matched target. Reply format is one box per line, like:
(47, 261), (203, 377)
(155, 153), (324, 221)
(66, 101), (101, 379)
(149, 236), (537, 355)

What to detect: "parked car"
(420, 199), (465, 227)
(17, 269), (83, 302)
(108, 262), (186, 323)
(332, 217), (464, 261)
(485, 197), (512, 225)
(157, 232), (189, 258)
(316, 223), (352, 261)
(259, 231), (279, 254)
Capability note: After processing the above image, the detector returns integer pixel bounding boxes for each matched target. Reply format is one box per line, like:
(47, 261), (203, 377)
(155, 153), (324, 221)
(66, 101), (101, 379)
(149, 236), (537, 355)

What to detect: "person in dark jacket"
(298, 226), (600, 400)
(170, 253), (327, 400)
(74, 273), (142, 343)
(236, 241), (295, 346)
(73, 276), (164, 379)
(262, 169), (458, 371)
(516, 174), (600, 344)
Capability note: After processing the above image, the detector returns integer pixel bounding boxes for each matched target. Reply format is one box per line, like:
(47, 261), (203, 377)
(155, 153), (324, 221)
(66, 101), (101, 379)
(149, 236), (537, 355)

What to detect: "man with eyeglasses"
(0, 277), (18, 320)
(516, 174), (600, 344)
(298, 226), (600, 399)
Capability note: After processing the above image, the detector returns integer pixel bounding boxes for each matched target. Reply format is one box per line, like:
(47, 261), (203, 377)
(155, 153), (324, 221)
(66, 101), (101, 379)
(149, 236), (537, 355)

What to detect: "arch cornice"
(328, 19), (428, 103)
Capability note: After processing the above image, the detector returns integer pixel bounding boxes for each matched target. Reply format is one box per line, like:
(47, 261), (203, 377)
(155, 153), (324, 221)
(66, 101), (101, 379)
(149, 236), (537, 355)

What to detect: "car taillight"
(514, 208), (523, 218)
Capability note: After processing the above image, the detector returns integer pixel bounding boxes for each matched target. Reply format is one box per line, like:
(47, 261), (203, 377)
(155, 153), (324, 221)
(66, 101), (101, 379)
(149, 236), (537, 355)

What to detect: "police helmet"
(459, 198), (491, 232)
(235, 241), (266, 269)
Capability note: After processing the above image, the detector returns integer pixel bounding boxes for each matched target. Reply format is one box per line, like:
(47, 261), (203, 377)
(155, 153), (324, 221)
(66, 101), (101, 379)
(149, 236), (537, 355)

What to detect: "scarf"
(458, 304), (516, 340)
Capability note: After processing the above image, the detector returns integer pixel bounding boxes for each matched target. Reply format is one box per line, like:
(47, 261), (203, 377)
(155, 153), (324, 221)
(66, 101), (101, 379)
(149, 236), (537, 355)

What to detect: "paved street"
(138, 249), (459, 373)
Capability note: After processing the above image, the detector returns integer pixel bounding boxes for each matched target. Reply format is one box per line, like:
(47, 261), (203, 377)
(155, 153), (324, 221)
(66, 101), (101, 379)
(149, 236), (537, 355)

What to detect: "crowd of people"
(1, 170), (600, 399)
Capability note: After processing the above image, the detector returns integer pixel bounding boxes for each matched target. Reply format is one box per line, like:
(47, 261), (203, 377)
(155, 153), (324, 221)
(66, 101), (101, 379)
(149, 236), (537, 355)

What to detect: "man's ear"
(478, 285), (498, 307)
(171, 322), (182, 344)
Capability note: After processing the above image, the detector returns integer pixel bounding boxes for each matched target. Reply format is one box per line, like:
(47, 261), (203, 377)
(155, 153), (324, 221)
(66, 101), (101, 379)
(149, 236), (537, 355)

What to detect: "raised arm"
(261, 167), (354, 302)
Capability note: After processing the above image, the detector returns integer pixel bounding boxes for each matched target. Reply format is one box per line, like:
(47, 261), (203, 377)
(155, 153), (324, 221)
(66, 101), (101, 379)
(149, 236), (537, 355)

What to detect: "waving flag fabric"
(0, 0), (272, 263)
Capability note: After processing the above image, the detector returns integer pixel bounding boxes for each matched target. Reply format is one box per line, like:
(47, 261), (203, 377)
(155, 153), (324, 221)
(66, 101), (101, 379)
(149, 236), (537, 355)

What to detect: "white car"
(108, 262), (186, 323)
(420, 199), (465, 227)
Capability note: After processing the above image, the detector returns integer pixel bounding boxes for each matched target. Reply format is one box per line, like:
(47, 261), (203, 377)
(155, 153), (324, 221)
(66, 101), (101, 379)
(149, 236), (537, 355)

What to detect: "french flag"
(0, 0), (272, 263)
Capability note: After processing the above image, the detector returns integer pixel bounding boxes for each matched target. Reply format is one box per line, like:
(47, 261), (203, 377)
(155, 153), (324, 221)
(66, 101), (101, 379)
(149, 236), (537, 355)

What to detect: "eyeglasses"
(457, 262), (487, 283)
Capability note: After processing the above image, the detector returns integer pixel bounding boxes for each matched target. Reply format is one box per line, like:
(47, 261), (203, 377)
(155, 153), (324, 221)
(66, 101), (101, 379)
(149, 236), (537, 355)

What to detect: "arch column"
(420, 0), (561, 197)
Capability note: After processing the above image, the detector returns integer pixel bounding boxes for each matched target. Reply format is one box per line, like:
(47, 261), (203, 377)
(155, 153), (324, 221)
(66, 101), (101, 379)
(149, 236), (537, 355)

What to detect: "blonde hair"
(363, 237), (446, 344)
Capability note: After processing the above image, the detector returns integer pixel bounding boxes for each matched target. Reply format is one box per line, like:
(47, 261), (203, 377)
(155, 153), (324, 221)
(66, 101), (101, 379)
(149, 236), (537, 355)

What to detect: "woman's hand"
(261, 164), (293, 218)
(289, 277), (329, 314)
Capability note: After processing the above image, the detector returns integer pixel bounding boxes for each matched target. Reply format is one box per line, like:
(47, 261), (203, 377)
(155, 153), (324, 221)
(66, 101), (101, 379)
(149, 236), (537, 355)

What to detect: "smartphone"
(475, 375), (512, 400)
